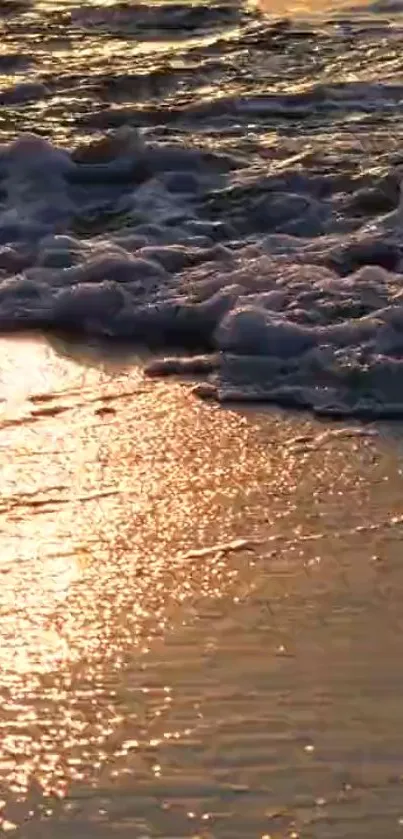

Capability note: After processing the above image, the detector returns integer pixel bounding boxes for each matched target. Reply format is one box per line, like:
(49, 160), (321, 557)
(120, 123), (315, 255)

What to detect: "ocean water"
(3, 335), (403, 839)
(2, 0), (403, 415)
(4, 5), (403, 837)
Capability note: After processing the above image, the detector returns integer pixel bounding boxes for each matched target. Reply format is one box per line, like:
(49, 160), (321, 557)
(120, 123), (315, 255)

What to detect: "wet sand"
(1, 335), (403, 837)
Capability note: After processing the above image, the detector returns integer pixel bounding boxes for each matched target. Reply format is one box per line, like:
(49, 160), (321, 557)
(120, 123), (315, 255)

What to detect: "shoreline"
(1, 333), (403, 837)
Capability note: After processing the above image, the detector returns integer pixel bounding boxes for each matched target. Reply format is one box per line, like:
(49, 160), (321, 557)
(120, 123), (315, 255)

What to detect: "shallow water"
(2, 335), (403, 838)
(3, 2), (403, 836)
(2, 0), (403, 414)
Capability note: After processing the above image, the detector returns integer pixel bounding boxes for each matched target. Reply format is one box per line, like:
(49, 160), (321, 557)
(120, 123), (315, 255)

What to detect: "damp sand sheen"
(2, 0), (403, 836)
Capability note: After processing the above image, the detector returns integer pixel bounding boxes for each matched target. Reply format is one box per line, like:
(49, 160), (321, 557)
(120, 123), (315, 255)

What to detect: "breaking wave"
(1, 127), (403, 417)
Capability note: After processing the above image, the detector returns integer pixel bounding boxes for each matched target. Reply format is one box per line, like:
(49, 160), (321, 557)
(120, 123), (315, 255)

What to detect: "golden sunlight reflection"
(259, 0), (370, 14)
(0, 336), (401, 836)
(36, 0), (370, 12)
(0, 335), (279, 817)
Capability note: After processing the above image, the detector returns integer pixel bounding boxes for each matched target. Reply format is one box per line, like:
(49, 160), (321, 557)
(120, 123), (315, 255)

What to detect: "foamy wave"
(1, 129), (403, 416)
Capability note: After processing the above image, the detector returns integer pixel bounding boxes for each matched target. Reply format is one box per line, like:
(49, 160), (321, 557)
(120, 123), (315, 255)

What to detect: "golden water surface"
(1, 0), (403, 836)
(1, 336), (403, 837)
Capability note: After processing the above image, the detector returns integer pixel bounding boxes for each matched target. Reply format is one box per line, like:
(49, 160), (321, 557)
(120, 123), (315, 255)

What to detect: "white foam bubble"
(0, 131), (403, 416)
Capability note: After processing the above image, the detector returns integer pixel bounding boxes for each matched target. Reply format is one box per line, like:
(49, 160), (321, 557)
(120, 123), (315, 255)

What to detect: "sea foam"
(1, 129), (403, 416)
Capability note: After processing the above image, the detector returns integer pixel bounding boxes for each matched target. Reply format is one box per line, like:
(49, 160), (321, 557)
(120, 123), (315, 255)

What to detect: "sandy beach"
(1, 335), (403, 837)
